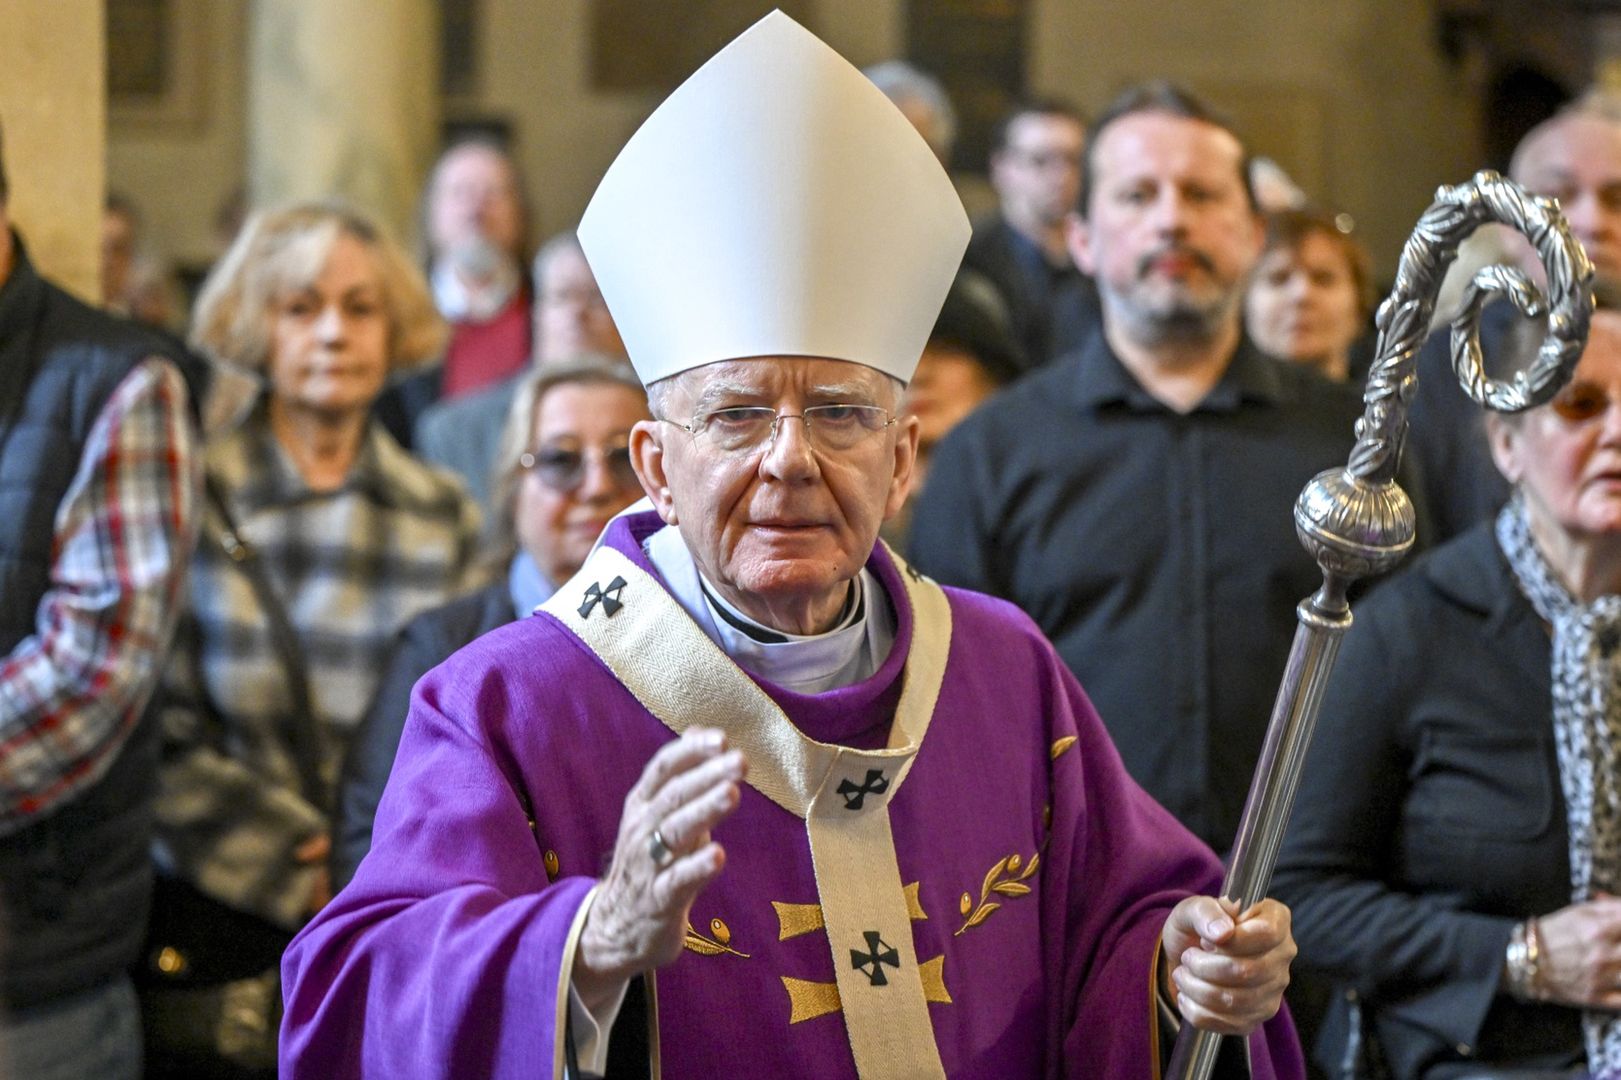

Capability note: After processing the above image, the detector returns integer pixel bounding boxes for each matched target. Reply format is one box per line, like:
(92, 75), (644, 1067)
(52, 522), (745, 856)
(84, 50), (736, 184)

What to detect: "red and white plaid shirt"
(0, 357), (198, 833)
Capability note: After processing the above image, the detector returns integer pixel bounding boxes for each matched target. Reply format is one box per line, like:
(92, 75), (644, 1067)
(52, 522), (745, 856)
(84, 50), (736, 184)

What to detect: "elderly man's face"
(1068, 111), (1262, 346)
(631, 357), (917, 633)
(1512, 114), (1621, 284)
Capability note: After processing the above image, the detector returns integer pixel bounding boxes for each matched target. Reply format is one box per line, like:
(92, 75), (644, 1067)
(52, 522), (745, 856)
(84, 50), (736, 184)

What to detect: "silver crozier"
(1165, 170), (1594, 1080)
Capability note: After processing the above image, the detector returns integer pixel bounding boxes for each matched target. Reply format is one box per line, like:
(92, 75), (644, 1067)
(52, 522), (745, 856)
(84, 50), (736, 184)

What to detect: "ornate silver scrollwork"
(1294, 169), (1594, 588)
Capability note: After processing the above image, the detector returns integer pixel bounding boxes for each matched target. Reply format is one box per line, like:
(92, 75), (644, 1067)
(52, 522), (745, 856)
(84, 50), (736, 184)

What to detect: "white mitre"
(577, 10), (970, 387)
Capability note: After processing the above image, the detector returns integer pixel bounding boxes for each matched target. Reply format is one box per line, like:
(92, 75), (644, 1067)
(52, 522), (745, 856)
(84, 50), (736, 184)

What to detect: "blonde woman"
(140, 202), (480, 1077)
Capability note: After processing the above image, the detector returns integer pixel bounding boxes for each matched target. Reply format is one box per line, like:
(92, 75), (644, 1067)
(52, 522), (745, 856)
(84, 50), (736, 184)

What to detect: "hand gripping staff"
(1166, 171), (1594, 1080)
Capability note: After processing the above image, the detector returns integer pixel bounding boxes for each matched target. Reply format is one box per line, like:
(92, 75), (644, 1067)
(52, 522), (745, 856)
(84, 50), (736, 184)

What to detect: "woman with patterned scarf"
(1273, 295), (1621, 1080)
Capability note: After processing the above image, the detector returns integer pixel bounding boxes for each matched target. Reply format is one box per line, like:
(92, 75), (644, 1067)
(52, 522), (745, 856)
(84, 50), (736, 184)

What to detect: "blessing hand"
(1161, 896), (1295, 1036)
(573, 727), (746, 1012)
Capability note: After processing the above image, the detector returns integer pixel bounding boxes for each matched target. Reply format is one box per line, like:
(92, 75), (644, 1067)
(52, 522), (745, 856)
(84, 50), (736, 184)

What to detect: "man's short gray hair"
(1511, 87), (1621, 181)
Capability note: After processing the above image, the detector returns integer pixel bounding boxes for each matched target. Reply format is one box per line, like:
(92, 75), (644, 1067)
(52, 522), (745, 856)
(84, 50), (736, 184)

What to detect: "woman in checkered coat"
(140, 202), (482, 1075)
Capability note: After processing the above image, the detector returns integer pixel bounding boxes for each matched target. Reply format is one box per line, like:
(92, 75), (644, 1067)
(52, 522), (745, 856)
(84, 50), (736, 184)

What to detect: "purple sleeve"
(1035, 650), (1304, 1080)
(280, 664), (593, 1080)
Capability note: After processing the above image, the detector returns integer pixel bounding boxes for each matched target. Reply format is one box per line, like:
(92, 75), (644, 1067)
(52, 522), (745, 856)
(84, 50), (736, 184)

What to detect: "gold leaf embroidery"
(1050, 735), (1078, 761)
(955, 847), (1041, 936)
(683, 918), (750, 958)
(682, 937), (731, 956)
(964, 902), (999, 928)
(980, 857), (1010, 900)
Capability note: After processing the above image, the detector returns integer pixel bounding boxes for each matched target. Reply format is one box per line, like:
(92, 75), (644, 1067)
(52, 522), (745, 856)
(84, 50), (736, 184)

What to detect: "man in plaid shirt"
(0, 124), (201, 1079)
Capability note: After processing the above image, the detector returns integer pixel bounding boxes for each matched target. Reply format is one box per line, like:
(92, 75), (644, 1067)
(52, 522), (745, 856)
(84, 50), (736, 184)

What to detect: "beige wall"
(107, 0), (247, 271)
(108, 0), (1498, 285)
(106, 0), (903, 270)
(1, 0), (105, 300)
(472, 0), (904, 248)
(1032, 0), (1481, 277)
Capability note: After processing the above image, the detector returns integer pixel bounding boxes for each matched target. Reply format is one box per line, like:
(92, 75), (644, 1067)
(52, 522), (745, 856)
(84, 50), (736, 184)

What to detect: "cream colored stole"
(542, 541), (952, 1080)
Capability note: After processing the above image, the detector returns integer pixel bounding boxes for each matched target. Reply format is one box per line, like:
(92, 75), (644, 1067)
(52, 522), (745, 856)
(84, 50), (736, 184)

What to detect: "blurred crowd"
(4, 53), (1621, 1080)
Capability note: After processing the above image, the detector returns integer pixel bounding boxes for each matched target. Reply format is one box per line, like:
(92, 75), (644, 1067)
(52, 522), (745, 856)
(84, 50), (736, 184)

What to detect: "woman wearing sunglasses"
(1274, 298), (1621, 1079)
(333, 354), (650, 886)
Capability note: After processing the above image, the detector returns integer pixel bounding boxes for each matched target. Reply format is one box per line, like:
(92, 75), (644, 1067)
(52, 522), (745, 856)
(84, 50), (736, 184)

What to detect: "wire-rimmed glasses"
(661, 404), (898, 454)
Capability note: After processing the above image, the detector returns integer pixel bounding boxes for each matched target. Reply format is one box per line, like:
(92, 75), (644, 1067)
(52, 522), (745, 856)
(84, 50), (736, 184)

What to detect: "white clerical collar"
(643, 522), (894, 694)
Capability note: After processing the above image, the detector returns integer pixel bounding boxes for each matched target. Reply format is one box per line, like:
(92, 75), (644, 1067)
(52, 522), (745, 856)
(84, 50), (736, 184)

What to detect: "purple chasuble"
(281, 511), (1303, 1079)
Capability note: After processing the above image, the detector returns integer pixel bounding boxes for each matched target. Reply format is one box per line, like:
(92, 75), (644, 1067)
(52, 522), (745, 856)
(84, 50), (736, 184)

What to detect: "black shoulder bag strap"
(204, 474), (329, 812)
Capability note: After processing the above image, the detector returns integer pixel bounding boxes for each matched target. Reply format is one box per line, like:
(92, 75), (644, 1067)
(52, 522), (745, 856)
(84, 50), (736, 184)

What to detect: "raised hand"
(572, 727), (746, 1011)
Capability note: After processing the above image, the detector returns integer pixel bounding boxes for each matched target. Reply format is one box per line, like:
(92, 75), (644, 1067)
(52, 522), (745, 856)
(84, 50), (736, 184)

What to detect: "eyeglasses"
(518, 444), (640, 493)
(661, 404), (898, 454)
(1550, 381), (1621, 423)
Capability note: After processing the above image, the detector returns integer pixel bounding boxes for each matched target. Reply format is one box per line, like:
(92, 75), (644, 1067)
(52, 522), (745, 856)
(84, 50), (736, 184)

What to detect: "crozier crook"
(1166, 171), (1595, 1080)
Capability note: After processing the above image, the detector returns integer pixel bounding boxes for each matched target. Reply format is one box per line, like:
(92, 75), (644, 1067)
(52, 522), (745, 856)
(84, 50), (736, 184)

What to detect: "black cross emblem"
(837, 769), (889, 810)
(850, 930), (900, 987)
(904, 561), (924, 583)
(578, 576), (628, 619)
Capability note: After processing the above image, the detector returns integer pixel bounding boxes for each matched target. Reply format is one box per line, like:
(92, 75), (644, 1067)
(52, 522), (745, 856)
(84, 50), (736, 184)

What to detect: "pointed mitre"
(577, 11), (969, 387)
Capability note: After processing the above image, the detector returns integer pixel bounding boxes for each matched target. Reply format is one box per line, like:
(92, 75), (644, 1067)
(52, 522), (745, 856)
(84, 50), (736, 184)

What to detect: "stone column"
(0, 0), (105, 301)
(247, 0), (439, 248)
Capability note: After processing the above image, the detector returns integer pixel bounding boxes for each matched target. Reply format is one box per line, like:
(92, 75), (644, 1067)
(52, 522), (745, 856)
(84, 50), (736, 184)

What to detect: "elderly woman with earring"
(139, 202), (480, 1078)
(333, 354), (651, 887)
(1274, 296), (1621, 1080)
